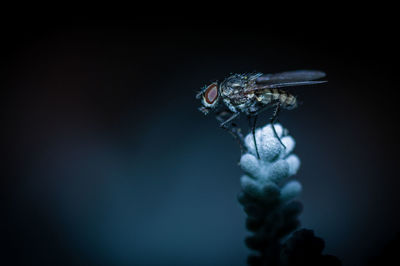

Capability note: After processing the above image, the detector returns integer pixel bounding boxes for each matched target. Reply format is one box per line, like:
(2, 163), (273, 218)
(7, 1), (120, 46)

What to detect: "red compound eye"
(204, 83), (218, 104)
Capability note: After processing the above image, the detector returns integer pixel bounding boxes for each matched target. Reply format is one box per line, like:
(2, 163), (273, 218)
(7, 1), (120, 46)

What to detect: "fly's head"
(196, 82), (220, 115)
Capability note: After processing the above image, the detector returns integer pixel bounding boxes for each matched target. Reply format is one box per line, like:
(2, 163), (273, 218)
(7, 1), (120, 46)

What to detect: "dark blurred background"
(1, 9), (399, 266)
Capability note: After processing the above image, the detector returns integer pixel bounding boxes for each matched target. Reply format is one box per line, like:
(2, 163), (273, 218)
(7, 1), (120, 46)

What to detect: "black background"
(1, 8), (399, 266)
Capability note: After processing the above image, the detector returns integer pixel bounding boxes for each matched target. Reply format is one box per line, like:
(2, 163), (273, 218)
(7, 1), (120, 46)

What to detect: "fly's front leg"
(270, 103), (286, 149)
(216, 110), (246, 154)
(219, 111), (240, 128)
(215, 110), (230, 124)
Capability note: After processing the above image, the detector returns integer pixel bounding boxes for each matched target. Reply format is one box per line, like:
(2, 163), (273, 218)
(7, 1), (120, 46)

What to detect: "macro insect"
(196, 70), (327, 158)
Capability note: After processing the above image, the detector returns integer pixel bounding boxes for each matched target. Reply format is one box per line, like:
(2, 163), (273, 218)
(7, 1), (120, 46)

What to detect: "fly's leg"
(252, 115), (261, 159)
(248, 115), (260, 159)
(216, 111), (246, 154)
(219, 111), (240, 128)
(249, 101), (285, 148)
(270, 103), (286, 149)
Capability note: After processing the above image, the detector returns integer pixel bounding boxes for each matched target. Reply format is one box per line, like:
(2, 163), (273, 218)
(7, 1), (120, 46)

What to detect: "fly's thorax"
(220, 74), (249, 96)
(219, 75), (247, 112)
(220, 82), (238, 97)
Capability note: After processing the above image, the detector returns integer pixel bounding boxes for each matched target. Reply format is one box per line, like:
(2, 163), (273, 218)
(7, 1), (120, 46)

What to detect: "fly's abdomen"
(278, 89), (297, 109)
(260, 89), (297, 109)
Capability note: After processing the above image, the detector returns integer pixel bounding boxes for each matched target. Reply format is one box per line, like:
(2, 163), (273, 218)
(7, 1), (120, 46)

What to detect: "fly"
(196, 70), (327, 159)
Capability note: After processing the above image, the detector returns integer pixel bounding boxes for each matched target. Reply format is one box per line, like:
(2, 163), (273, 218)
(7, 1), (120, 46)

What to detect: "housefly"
(196, 70), (327, 158)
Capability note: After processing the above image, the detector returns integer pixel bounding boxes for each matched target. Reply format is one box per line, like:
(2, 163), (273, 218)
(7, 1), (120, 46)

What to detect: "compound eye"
(204, 83), (218, 104)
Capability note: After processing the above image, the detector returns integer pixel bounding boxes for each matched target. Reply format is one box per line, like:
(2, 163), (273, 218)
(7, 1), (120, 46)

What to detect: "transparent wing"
(245, 80), (327, 94)
(255, 70), (326, 84)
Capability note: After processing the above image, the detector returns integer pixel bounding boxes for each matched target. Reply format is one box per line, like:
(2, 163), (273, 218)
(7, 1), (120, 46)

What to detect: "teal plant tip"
(240, 123), (301, 186)
(238, 123), (304, 265)
(236, 121), (340, 265)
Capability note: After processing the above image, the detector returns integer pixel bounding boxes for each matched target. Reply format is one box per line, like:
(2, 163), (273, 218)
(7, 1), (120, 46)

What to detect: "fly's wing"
(255, 70), (326, 84)
(245, 70), (327, 94)
(245, 80), (327, 94)
(254, 80), (327, 91)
